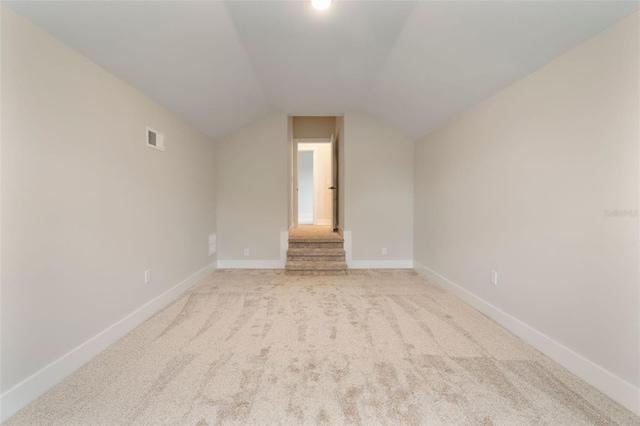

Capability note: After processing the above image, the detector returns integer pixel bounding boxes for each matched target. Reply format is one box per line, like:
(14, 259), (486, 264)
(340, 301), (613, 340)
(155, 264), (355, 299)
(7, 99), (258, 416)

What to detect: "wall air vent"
(146, 127), (165, 151)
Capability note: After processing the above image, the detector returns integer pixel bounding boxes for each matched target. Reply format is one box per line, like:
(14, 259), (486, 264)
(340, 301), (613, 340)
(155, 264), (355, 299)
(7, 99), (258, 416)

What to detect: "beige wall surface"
(414, 13), (639, 390)
(336, 116), (345, 230)
(288, 116), (294, 228)
(344, 112), (414, 262)
(292, 116), (336, 139)
(216, 114), (288, 261)
(1, 6), (216, 393)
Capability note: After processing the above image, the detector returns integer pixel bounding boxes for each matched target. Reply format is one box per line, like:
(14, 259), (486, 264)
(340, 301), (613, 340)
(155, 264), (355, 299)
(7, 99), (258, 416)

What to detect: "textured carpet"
(289, 225), (342, 242)
(6, 270), (639, 425)
(287, 225), (347, 275)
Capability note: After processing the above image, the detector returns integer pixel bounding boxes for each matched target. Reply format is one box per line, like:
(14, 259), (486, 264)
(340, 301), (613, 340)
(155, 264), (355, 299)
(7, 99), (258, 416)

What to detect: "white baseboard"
(349, 260), (413, 269)
(413, 262), (640, 416)
(218, 231), (289, 270)
(342, 231), (411, 269)
(217, 260), (285, 269)
(314, 219), (331, 226)
(0, 262), (217, 423)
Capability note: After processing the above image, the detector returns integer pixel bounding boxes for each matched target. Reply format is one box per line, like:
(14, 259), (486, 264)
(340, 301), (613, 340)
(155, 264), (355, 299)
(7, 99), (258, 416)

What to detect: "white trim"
(413, 261), (640, 416)
(0, 262), (216, 423)
(342, 231), (411, 269)
(349, 260), (413, 269)
(280, 231), (289, 265)
(218, 231), (289, 270)
(293, 137), (332, 143)
(344, 230), (353, 264)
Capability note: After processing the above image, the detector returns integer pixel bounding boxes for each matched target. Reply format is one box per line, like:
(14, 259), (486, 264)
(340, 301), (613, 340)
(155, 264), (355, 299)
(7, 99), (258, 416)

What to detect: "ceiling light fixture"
(311, 0), (332, 11)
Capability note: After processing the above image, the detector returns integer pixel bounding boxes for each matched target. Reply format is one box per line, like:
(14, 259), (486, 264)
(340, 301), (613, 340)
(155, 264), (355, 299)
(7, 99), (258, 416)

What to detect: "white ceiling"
(5, 1), (638, 140)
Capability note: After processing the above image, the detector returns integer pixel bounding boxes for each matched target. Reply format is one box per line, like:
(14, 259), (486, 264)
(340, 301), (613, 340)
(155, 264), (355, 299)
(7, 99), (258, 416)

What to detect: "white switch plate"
(382, 247), (388, 256)
(243, 248), (249, 257)
(145, 269), (151, 284)
(491, 270), (498, 286)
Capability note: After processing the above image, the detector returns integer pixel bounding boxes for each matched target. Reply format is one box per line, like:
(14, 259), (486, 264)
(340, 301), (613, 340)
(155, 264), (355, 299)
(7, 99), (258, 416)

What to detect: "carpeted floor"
(6, 270), (639, 425)
(289, 225), (342, 241)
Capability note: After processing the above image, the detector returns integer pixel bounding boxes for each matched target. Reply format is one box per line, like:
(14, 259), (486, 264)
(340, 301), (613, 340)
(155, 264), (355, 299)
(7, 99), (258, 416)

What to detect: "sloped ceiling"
(5, 1), (638, 140)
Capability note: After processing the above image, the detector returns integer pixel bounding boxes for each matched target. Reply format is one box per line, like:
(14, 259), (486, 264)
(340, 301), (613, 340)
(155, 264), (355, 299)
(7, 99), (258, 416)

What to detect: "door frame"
(293, 137), (333, 228)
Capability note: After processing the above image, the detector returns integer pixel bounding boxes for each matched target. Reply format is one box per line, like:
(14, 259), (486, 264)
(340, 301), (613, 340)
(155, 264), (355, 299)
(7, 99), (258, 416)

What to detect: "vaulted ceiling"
(6, 1), (638, 140)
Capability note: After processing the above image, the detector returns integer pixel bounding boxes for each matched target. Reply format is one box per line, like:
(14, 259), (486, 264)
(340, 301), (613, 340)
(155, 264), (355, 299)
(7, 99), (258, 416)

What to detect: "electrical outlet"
(382, 247), (388, 256)
(244, 248), (250, 257)
(145, 269), (151, 284)
(491, 270), (498, 286)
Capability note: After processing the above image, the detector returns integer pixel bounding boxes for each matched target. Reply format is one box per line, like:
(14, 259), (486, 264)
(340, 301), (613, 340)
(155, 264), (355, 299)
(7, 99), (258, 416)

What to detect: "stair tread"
(285, 260), (348, 271)
(287, 248), (345, 256)
(288, 238), (344, 244)
(286, 270), (348, 276)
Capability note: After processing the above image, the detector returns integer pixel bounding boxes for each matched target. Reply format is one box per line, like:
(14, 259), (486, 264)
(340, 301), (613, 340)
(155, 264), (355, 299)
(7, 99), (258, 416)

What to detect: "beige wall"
(292, 116), (336, 139)
(336, 116), (345, 230)
(1, 4), (216, 404)
(344, 112), (414, 264)
(414, 11), (639, 403)
(217, 114), (288, 263)
(288, 116), (294, 228)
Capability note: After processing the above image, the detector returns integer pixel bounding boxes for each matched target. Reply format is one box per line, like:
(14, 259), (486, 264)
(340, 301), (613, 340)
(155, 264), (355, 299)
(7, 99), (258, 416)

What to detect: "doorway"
(298, 150), (314, 224)
(289, 116), (341, 232)
(297, 142), (332, 226)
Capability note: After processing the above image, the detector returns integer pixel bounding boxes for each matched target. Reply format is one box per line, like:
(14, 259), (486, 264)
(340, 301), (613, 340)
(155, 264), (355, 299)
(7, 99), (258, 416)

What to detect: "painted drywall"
(287, 116), (295, 229)
(216, 114), (288, 264)
(1, 6), (216, 419)
(292, 116), (336, 139)
(343, 112), (414, 265)
(336, 116), (345, 230)
(414, 12), (639, 412)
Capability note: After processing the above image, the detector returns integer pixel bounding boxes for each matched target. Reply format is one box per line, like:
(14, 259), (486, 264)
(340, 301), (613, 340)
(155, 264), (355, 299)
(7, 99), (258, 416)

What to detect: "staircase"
(285, 226), (347, 275)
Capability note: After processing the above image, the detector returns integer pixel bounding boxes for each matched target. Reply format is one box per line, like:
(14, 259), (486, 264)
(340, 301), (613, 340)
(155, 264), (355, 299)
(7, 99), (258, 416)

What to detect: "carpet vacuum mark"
(6, 270), (639, 425)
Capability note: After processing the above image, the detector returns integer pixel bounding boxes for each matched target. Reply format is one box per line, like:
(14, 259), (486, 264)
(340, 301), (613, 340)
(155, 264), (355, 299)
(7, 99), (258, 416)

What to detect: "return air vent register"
(146, 127), (165, 151)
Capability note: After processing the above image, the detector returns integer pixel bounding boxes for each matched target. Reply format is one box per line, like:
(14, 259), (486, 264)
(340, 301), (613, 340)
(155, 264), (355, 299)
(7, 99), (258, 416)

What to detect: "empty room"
(1, 0), (638, 424)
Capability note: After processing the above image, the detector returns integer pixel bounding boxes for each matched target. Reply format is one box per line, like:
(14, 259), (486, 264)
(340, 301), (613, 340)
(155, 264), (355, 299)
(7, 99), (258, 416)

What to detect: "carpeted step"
(287, 248), (346, 262)
(285, 270), (348, 276)
(288, 237), (344, 243)
(285, 260), (348, 271)
(288, 241), (344, 249)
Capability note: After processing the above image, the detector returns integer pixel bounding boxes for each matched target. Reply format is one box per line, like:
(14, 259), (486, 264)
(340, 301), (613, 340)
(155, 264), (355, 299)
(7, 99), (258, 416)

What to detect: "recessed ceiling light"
(311, 0), (332, 11)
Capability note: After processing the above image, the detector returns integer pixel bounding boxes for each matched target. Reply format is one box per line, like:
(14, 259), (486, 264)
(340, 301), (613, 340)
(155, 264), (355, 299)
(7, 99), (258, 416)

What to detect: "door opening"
(298, 150), (314, 224)
(290, 116), (341, 232)
(297, 142), (332, 226)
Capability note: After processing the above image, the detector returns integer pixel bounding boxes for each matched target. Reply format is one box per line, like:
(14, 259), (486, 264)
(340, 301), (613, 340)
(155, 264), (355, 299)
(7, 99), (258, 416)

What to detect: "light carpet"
(289, 225), (343, 241)
(6, 270), (639, 425)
